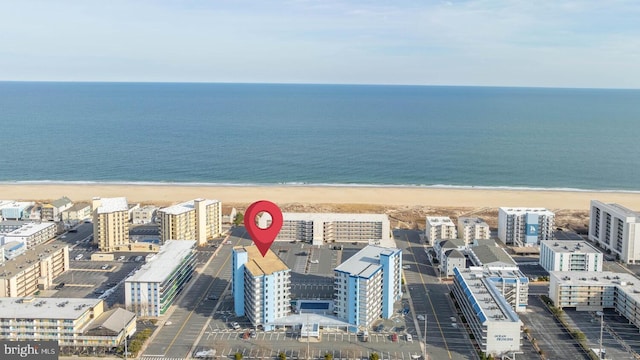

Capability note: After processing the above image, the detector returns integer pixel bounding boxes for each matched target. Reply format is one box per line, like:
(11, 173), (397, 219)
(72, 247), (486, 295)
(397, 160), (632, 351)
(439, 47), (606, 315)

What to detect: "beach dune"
(1, 184), (640, 211)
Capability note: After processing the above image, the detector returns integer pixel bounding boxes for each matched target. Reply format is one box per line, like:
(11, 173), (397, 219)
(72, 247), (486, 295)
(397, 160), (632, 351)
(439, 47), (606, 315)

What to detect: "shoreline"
(1, 183), (640, 210)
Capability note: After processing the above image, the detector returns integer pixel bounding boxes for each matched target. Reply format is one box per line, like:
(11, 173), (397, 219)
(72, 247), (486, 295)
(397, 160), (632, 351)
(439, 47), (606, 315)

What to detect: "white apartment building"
(588, 200), (640, 264)
(158, 199), (222, 246)
(425, 216), (457, 245)
(549, 271), (640, 330)
(0, 297), (136, 352)
(452, 267), (522, 356)
(498, 208), (555, 247)
(457, 217), (490, 244)
(1, 222), (57, 249)
(125, 240), (196, 317)
(93, 197), (130, 252)
(232, 245), (291, 331)
(539, 240), (603, 272)
(259, 213), (390, 246)
(0, 241), (70, 297)
(333, 245), (402, 328)
(442, 249), (466, 277)
(62, 202), (92, 223)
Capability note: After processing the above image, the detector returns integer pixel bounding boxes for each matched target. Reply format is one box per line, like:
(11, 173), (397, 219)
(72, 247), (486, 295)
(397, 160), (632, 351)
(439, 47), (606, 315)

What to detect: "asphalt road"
(395, 230), (478, 360)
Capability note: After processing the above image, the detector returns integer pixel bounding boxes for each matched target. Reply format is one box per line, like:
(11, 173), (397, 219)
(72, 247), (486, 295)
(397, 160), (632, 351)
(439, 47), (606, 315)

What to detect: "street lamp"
(596, 311), (605, 359)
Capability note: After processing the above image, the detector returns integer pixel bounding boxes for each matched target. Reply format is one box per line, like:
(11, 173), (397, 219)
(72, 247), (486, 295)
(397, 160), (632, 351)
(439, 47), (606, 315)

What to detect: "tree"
(233, 212), (244, 227)
(369, 353), (379, 360)
(234, 352), (243, 360)
(278, 352), (287, 360)
(324, 353), (333, 360)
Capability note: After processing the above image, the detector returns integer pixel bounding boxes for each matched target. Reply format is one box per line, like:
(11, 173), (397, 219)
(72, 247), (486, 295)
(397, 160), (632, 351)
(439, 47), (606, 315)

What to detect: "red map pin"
(244, 200), (283, 257)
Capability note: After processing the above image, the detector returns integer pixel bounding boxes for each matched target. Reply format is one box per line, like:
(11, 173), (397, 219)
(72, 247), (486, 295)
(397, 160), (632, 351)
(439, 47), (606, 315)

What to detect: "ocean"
(1, 82), (639, 191)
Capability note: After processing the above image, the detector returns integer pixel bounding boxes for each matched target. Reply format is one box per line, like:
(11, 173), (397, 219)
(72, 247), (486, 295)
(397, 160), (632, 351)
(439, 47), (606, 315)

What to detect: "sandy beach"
(1, 183), (639, 211)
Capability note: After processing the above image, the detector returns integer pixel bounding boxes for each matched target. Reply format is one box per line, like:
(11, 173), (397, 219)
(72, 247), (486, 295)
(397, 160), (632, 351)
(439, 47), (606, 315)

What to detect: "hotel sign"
(1, 341), (58, 360)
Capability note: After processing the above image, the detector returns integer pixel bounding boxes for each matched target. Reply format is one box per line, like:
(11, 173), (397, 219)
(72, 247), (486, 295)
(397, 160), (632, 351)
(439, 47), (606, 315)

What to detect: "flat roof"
(454, 267), (520, 324)
(282, 213), (388, 222)
(126, 240), (196, 283)
(551, 271), (640, 304)
(541, 240), (602, 254)
(0, 297), (102, 320)
(499, 207), (554, 216)
(0, 240), (68, 279)
(5, 222), (56, 237)
(95, 197), (128, 214)
(458, 217), (489, 226)
(235, 245), (290, 276)
(592, 200), (640, 219)
(335, 245), (400, 279)
(159, 198), (220, 215)
(469, 245), (516, 266)
(2, 241), (24, 252)
(426, 216), (455, 225)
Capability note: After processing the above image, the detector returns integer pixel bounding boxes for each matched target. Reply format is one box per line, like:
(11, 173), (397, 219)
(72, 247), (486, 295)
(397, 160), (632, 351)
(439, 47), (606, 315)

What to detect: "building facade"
(457, 217), (491, 244)
(232, 246), (291, 331)
(498, 208), (555, 247)
(62, 202), (92, 223)
(0, 202), (34, 221)
(0, 241), (70, 297)
(132, 205), (159, 225)
(125, 240), (196, 317)
(539, 240), (603, 272)
(259, 213), (390, 246)
(158, 199), (222, 246)
(425, 216), (457, 245)
(333, 245), (402, 329)
(93, 197), (130, 252)
(549, 271), (640, 330)
(41, 196), (74, 221)
(1, 222), (57, 249)
(452, 267), (522, 356)
(442, 249), (466, 277)
(588, 200), (640, 264)
(0, 297), (136, 352)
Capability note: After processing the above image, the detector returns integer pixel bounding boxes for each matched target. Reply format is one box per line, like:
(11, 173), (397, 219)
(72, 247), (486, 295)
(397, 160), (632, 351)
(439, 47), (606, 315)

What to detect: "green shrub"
(324, 353), (333, 360)
(369, 353), (379, 360)
(235, 352), (243, 360)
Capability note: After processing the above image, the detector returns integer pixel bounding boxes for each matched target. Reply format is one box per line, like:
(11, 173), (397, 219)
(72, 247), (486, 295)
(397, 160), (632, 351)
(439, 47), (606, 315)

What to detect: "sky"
(1, 0), (640, 88)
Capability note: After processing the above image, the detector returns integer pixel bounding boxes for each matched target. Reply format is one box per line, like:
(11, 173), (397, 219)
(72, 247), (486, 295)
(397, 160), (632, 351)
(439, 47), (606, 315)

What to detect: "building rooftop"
(551, 271), (640, 303)
(335, 245), (400, 279)
(50, 196), (73, 209)
(454, 267), (521, 324)
(458, 217), (489, 226)
(159, 199), (220, 215)
(592, 200), (640, 219)
(541, 240), (602, 254)
(66, 202), (91, 212)
(426, 216), (455, 226)
(95, 197), (129, 214)
(86, 307), (135, 333)
(499, 207), (554, 216)
(282, 212), (389, 222)
(469, 245), (516, 267)
(0, 240), (68, 279)
(0, 297), (102, 320)
(126, 240), (196, 283)
(236, 245), (290, 276)
(2, 241), (24, 252)
(5, 222), (56, 237)
(438, 239), (466, 249)
(445, 249), (465, 259)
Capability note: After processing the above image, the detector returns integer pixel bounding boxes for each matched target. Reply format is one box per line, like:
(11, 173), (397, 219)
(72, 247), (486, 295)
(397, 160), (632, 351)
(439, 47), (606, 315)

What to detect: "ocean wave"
(2, 180), (640, 193)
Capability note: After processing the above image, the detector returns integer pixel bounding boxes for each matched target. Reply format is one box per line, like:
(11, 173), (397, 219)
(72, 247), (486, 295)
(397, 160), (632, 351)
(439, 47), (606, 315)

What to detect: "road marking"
(163, 238), (237, 357)
(405, 234), (453, 359)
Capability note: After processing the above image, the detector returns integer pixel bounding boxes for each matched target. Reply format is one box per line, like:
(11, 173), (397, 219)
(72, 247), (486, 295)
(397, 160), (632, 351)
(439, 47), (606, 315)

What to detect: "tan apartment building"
(62, 202), (92, 223)
(0, 297), (136, 353)
(92, 197), (130, 252)
(158, 199), (222, 246)
(0, 241), (70, 297)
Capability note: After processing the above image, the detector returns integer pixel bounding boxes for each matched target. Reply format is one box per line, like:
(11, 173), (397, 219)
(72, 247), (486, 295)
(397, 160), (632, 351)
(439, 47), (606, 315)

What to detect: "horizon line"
(1, 80), (639, 91)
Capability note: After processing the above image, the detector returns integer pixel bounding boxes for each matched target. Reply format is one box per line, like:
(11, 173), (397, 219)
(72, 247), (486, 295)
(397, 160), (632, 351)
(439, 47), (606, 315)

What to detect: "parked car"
(406, 334), (413, 342)
(391, 333), (398, 342)
(232, 322), (241, 330)
(375, 324), (384, 332)
(250, 330), (257, 338)
(101, 265), (109, 270)
(54, 283), (65, 290)
(417, 315), (425, 321)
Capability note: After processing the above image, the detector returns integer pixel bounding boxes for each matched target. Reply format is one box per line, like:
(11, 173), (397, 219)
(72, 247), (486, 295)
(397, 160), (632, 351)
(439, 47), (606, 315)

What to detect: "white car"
(402, 265), (411, 269)
(231, 322), (241, 330)
(417, 315), (425, 321)
(406, 334), (413, 342)
(309, 259), (319, 264)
